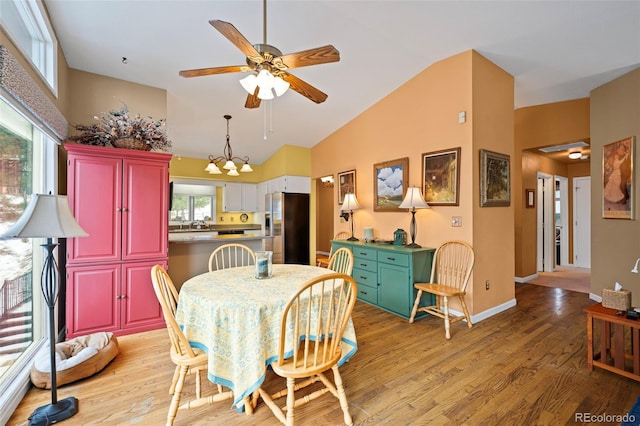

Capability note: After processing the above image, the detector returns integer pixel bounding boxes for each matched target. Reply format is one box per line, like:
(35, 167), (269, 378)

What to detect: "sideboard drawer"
(352, 246), (378, 261)
(353, 257), (377, 273)
(357, 282), (378, 304)
(378, 251), (409, 268)
(353, 268), (377, 288)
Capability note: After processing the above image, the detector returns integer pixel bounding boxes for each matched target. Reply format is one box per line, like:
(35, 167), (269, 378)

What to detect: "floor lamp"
(398, 186), (430, 248)
(340, 193), (361, 241)
(1, 194), (88, 425)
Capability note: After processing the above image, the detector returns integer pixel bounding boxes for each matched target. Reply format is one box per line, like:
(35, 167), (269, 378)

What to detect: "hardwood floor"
(9, 282), (640, 425)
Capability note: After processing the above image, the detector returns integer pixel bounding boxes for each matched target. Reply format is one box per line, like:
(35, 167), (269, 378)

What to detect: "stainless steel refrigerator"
(265, 192), (310, 264)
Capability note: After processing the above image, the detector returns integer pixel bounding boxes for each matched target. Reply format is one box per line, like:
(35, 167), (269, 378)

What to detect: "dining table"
(174, 264), (358, 410)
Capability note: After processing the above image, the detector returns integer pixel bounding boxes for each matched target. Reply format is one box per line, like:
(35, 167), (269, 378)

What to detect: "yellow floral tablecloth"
(175, 264), (358, 408)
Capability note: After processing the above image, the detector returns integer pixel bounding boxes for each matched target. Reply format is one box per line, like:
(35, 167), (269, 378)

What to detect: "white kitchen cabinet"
(256, 181), (268, 212)
(265, 175), (311, 194)
(223, 182), (257, 212)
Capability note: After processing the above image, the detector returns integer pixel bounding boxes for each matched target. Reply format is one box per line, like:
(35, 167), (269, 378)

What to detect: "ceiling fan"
(179, 0), (340, 109)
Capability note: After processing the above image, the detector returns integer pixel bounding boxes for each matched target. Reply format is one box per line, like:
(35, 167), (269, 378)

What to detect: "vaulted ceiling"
(44, 1), (639, 165)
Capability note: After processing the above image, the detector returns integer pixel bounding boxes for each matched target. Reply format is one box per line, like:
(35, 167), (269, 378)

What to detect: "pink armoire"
(64, 143), (171, 337)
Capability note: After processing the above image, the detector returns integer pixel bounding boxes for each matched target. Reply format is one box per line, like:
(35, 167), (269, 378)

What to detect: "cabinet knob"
(116, 207), (122, 212)
(122, 208), (128, 212)
(387, 257), (395, 261)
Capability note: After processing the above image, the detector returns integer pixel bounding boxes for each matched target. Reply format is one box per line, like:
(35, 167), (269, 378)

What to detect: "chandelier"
(205, 115), (253, 176)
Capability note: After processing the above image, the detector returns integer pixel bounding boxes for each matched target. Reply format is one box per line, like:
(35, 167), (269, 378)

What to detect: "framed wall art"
(480, 149), (510, 207)
(373, 157), (409, 211)
(337, 169), (356, 204)
(603, 136), (634, 219)
(422, 147), (460, 206)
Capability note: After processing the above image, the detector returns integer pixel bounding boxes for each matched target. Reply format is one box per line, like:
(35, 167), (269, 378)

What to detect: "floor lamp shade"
(1, 194), (87, 425)
(1, 194), (88, 239)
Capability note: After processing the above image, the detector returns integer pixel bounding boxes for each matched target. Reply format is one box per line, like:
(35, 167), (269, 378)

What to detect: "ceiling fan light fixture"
(257, 85), (274, 100)
(568, 151), (582, 159)
(256, 69), (275, 90)
(240, 74), (258, 94)
(273, 76), (290, 96)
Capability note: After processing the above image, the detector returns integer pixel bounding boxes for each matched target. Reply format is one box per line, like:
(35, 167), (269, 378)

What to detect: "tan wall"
(590, 68), (640, 305)
(312, 50), (515, 316)
(316, 180), (334, 253)
(516, 99), (590, 150)
(470, 52), (515, 314)
(514, 99), (590, 277)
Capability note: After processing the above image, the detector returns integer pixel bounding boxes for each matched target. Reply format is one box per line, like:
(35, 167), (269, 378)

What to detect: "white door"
(573, 177), (591, 268)
(536, 173), (555, 272)
(556, 176), (569, 266)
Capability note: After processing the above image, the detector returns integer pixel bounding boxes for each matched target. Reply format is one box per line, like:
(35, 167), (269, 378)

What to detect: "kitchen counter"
(168, 233), (271, 291)
(169, 232), (271, 243)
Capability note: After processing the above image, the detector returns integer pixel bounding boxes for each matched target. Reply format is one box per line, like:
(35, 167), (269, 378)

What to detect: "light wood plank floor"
(9, 283), (640, 425)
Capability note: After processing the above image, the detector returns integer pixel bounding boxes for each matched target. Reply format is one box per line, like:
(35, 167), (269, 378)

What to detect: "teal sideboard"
(331, 240), (435, 319)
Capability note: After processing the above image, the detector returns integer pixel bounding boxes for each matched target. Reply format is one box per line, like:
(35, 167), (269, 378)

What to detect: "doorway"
(316, 177), (335, 257)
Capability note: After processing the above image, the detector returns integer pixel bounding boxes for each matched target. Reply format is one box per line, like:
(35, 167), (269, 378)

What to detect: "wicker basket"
(602, 288), (631, 311)
(113, 137), (151, 151)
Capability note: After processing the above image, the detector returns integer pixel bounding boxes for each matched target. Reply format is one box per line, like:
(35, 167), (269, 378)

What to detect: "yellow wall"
(169, 144), (311, 182)
(590, 68), (640, 304)
(312, 50), (515, 316)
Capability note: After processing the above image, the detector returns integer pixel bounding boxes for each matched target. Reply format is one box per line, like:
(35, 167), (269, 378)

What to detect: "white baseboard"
(515, 274), (539, 283)
(470, 298), (518, 323)
(446, 298), (518, 324)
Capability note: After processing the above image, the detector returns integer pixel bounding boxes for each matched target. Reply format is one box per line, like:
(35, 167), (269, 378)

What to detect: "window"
(169, 183), (217, 223)
(0, 0), (58, 94)
(170, 194), (215, 222)
(0, 95), (53, 421)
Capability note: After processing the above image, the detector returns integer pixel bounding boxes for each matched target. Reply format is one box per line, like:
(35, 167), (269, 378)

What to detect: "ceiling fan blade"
(275, 45), (340, 70)
(245, 88), (261, 109)
(179, 65), (249, 78)
(210, 20), (261, 60)
(282, 73), (328, 104)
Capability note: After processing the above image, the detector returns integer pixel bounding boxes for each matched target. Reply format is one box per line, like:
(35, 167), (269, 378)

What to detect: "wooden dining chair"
(255, 273), (357, 425)
(408, 241), (475, 339)
(317, 231), (351, 267)
(150, 265), (233, 425)
(328, 247), (354, 275)
(208, 243), (256, 271)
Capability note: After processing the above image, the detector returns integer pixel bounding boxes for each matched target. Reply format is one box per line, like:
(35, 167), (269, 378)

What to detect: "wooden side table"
(584, 303), (640, 381)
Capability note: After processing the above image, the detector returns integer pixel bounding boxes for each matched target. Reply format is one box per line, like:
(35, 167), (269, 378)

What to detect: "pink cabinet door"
(67, 153), (122, 264)
(122, 158), (169, 260)
(121, 260), (165, 332)
(66, 264), (120, 338)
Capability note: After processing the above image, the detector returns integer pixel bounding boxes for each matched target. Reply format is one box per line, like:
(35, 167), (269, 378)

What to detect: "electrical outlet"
(451, 216), (462, 227)
(485, 280), (490, 290)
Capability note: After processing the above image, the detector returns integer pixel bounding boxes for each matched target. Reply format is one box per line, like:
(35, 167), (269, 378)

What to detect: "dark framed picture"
(603, 136), (634, 219)
(422, 147), (460, 206)
(525, 189), (535, 208)
(337, 169), (356, 204)
(373, 157), (409, 211)
(480, 149), (510, 207)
